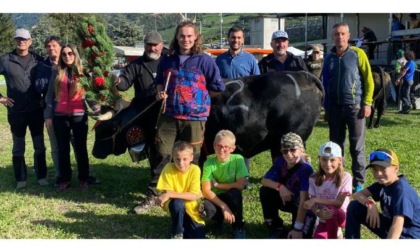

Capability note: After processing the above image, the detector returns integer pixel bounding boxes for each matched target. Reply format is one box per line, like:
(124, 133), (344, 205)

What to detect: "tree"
(0, 13), (15, 55)
(107, 14), (143, 46)
(30, 15), (61, 56)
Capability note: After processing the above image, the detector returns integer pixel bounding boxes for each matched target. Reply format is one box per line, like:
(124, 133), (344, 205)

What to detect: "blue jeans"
(345, 200), (390, 239)
(327, 104), (366, 188)
(169, 199), (205, 239)
(401, 79), (414, 110)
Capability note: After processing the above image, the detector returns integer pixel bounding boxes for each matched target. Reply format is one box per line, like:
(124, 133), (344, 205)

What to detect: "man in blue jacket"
(0, 28), (47, 189)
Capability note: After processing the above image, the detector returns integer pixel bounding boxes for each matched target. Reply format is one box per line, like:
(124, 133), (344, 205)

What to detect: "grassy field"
(0, 84), (419, 239)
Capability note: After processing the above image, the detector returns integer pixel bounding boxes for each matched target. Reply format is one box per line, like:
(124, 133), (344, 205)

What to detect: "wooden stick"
(155, 71), (172, 129)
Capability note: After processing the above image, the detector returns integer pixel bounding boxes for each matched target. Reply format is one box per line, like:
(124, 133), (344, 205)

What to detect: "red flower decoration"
(104, 71), (109, 77)
(94, 77), (105, 88)
(92, 52), (97, 59)
(85, 38), (95, 48)
(88, 25), (94, 34)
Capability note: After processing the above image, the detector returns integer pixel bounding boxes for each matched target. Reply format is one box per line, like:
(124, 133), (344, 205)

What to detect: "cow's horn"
(94, 111), (115, 121)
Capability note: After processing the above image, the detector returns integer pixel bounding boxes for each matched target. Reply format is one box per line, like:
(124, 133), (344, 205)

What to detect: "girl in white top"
(303, 141), (352, 239)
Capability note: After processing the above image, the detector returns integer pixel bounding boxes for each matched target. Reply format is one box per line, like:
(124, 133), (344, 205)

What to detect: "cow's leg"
(374, 102), (384, 128)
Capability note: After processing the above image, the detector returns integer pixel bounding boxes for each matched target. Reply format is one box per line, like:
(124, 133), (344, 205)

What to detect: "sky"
(1, 0), (418, 13)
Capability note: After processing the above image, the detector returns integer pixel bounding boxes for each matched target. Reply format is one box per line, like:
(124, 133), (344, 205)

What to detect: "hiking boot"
(38, 178), (49, 186)
(172, 233), (183, 239)
(16, 181), (27, 190)
(79, 181), (89, 190)
(56, 182), (71, 192)
(233, 229), (246, 239)
(134, 193), (158, 214)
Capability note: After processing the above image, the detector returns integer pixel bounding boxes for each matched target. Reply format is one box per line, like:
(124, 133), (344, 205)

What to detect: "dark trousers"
(259, 186), (316, 238)
(327, 104), (366, 188)
(8, 109), (46, 181)
(53, 114), (89, 183)
(169, 199), (206, 239)
(201, 188), (245, 230)
(345, 200), (390, 239)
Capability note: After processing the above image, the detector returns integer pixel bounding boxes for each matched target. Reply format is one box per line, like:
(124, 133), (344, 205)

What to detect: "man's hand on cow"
(362, 105), (372, 118)
(45, 118), (52, 130)
(156, 91), (167, 101)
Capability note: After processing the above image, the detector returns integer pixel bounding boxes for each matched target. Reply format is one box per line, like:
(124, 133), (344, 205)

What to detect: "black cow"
(92, 71), (324, 165)
(202, 71), (324, 162)
(367, 66), (392, 129)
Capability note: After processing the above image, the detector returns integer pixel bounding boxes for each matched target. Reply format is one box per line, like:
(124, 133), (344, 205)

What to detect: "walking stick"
(155, 72), (171, 129)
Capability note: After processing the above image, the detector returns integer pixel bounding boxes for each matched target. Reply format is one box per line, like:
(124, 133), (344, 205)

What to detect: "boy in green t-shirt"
(200, 130), (248, 239)
(156, 141), (205, 239)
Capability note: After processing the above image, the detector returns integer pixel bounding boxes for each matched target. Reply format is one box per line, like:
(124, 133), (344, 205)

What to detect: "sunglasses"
(281, 148), (298, 155)
(215, 144), (232, 150)
(61, 51), (74, 57)
(369, 151), (394, 162)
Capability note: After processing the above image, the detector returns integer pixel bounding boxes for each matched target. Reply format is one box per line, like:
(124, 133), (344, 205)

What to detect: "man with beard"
(258, 30), (307, 73)
(114, 31), (166, 213)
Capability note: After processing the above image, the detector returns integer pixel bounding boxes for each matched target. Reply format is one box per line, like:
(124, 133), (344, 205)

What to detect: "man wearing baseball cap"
(345, 149), (420, 239)
(0, 28), (47, 190)
(258, 30), (308, 73)
(114, 31), (167, 214)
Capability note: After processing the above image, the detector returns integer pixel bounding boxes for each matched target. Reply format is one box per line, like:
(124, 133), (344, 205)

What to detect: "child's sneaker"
(172, 233), (183, 239)
(354, 185), (364, 193)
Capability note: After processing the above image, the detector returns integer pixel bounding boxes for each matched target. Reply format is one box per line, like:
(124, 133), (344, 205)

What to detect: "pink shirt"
(308, 171), (352, 211)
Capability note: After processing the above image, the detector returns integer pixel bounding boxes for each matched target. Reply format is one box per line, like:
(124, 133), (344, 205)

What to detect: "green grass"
(0, 84), (419, 239)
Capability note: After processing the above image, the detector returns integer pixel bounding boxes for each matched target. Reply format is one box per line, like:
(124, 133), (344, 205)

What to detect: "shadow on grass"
(32, 210), (172, 239)
(0, 161), (154, 210)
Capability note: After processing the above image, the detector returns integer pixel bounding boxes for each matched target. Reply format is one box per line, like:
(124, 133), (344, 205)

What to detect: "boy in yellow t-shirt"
(156, 141), (205, 239)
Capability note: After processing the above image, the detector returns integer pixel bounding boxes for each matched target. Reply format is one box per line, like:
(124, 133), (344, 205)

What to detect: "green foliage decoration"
(76, 15), (120, 107)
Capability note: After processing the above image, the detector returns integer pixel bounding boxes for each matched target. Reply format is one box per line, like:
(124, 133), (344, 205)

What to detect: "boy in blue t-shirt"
(200, 130), (248, 239)
(345, 149), (420, 239)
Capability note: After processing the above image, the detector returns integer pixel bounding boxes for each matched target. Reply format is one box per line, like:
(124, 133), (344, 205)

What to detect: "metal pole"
(220, 13), (223, 47)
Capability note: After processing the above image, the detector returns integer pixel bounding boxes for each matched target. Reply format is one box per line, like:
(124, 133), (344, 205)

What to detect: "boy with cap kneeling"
(345, 149), (420, 239)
